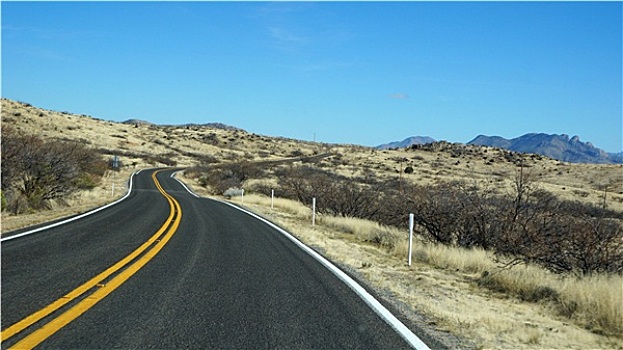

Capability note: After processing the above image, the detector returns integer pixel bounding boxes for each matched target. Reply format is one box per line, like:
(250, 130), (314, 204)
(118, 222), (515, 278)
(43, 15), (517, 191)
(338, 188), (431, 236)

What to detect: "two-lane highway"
(2, 169), (435, 349)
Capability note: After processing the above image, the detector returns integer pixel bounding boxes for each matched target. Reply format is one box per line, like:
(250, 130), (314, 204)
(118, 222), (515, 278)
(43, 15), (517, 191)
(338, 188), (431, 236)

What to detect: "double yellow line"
(1, 170), (182, 349)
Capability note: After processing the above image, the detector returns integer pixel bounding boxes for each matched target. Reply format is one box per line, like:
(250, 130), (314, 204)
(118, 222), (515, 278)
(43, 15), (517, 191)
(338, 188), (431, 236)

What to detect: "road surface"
(1, 168), (436, 349)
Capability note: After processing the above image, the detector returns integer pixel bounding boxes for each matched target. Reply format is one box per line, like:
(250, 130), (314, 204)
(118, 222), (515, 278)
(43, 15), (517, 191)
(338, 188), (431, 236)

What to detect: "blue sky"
(2, 2), (622, 152)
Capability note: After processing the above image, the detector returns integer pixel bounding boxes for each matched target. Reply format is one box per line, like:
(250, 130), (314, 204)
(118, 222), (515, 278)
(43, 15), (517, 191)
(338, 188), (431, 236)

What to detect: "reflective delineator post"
(271, 189), (274, 209)
(241, 189), (244, 204)
(408, 213), (414, 266)
(312, 198), (316, 226)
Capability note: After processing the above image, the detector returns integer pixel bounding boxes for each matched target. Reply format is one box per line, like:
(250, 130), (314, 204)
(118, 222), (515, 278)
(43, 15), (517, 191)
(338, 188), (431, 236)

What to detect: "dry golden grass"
(1, 98), (325, 168)
(230, 191), (622, 341)
(1, 168), (135, 233)
(343, 146), (623, 212)
(3, 98), (622, 211)
(411, 243), (493, 274)
(4, 98), (623, 348)
(558, 274), (623, 336)
(211, 185), (623, 349)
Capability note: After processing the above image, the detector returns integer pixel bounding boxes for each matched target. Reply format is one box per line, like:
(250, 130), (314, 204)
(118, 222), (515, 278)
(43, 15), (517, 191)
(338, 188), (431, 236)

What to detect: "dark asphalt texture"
(1, 169), (428, 349)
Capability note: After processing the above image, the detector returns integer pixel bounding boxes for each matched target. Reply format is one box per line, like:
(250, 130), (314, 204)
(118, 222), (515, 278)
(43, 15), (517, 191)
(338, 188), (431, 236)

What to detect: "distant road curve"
(1, 168), (437, 349)
(252, 152), (334, 167)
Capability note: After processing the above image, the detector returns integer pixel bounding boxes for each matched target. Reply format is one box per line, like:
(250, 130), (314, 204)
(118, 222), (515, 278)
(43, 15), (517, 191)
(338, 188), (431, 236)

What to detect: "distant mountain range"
(468, 133), (622, 164)
(377, 133), (622, 164)
(376, 136), (437, 150)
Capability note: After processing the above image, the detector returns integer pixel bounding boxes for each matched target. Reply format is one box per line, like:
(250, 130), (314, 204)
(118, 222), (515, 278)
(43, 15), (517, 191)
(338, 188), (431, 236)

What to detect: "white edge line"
(171, 171), (200, 198)
(174, 176), (431, 350)
(1, 172), (137, 242)
(219, 201), (432, 350)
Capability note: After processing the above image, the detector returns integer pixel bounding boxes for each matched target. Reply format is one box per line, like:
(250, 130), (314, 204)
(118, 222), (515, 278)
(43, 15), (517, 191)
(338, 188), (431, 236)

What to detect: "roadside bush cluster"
(1, 126), (107, 213)
(200, 160), (623, 275)
(398, 180), (623, 274)
(200, 159), (622, 338)
(196, 161), (264, 195)
(275, 166), (385, 220)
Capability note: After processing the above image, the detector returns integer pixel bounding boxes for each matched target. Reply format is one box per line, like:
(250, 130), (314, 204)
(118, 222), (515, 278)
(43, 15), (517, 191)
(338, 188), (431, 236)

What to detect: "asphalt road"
(1, 169), (436, 349)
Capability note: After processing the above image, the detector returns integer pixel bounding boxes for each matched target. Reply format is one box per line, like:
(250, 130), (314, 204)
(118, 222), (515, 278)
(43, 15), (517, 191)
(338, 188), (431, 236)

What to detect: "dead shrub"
(200, 161), (264, 195)
(1, 126), (106, 213)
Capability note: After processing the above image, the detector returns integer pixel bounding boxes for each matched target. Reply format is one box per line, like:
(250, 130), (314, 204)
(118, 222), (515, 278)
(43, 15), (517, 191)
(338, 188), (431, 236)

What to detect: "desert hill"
(2, 98), (622, 349)
(2, 97), (622, 211)
(1, 98), (322, 168)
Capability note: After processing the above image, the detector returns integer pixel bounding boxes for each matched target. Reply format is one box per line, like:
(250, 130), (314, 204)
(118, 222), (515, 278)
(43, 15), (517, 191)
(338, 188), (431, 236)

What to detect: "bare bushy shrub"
(397, 177), (623, 274)
(277, 165), (383, 219)
(1, 126), (106, 213)
(145, 152), (178, 166)
(204, 158), (623, 275)
(228, 162), (623, 337)
(199, 161), (264, 195)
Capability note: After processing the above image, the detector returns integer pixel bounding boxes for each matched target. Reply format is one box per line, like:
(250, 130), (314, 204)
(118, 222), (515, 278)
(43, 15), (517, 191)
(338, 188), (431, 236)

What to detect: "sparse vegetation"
(200, 157), (622, 275)
(3, 97), (622, 348)
(1, 125), (107, 213)
(214, 187), (622, 347)
(183, 146), (623, 342)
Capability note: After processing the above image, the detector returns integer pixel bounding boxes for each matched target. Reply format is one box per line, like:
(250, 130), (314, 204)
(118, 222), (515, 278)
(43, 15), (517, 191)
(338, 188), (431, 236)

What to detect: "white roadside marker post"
(241, 189), (244, 204)
(408, 213), (414, 267)
(312, 198), (316, 226)
(271, 189), (274, 209)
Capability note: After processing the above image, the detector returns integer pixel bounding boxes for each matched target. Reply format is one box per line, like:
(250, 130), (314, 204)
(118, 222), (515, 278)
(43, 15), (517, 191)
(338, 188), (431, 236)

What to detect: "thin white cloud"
(268, 27), (308, 44)
(258, 2), (354, 55)
(390, 93), (409, 99)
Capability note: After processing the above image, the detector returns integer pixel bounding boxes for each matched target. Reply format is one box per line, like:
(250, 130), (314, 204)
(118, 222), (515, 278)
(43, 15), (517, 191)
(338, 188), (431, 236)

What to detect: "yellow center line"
(1, 170), (183, 349)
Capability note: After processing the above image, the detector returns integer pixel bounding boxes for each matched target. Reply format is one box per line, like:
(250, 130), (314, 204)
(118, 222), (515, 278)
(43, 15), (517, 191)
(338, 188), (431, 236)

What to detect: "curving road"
(1, 168), (437, 349)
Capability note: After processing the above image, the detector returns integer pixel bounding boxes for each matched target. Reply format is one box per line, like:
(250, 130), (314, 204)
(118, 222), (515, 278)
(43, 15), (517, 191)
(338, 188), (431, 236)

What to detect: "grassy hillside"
(3, 98), (621, 210)
(2, 98), (622, 348)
